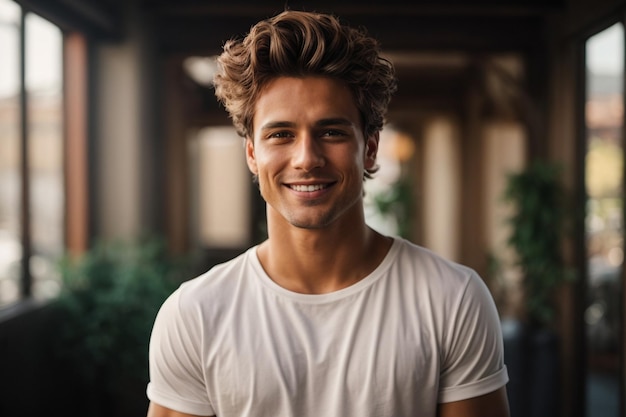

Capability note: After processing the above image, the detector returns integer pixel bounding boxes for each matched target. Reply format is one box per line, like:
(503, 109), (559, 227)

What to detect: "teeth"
(291, 184), (327, 192)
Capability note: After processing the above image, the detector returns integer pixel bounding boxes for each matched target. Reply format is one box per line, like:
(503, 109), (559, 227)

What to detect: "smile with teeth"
(290, 184), (329, 192)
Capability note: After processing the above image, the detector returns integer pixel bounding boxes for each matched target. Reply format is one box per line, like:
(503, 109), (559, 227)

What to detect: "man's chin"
(286, 214), (335, 230)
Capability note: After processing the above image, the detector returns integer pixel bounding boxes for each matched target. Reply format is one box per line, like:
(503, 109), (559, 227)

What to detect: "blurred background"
(0, 0), (624, 416)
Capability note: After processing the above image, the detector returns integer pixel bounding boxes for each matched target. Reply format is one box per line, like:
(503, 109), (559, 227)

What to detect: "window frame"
(0, 1), (90, 312)
(574, 14), (626, 417)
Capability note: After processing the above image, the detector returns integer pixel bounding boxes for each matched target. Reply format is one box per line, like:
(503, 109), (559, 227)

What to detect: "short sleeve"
(438, 271), (509, 403)
(146, 288), (215, 416)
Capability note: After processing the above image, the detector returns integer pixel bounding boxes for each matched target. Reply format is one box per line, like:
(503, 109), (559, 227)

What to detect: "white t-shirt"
(147, 237), (508, 417)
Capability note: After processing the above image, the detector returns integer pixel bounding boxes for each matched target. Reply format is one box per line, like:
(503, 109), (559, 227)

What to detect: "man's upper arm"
(148, 288), (215, 415)
(147, 401), (214, 417)
(437, 387), (510, 417)
(438, 270), (509, 404)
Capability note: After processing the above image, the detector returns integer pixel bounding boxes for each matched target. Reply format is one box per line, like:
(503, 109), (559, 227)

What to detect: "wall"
(92, 2), (160, 242)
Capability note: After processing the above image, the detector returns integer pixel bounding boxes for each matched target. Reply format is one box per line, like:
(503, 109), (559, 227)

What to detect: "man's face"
(247, 76), (379, 230)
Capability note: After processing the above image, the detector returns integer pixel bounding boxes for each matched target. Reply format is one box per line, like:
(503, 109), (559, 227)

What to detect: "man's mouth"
(289, 183), (331, 192)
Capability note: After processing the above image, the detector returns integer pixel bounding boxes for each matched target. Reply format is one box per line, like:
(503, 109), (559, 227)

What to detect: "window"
(584, 21), (624, 417)
(0, 0), (65, 308)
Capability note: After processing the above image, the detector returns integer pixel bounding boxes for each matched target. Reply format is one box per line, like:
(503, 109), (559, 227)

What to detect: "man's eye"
(269, 131), (293, 139)
(322, 130), (345, 137)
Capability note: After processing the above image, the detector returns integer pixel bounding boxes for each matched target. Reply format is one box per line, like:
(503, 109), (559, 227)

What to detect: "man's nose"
(291, 134), (325, 172)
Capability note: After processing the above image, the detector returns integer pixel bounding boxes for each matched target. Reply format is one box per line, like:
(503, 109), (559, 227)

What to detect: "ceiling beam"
(142, 0), (565, 18)
(15, 0), (122, 39)
(152, 14), (546, 56)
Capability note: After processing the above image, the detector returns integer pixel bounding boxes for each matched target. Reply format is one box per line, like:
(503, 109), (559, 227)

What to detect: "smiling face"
(247, 76), (379, 231)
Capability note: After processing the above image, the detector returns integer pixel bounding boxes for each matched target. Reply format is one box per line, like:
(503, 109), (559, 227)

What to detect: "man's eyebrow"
(315, 118), (354, 127)
(260, 118), (354, 131)
(260, 121), (295, 130)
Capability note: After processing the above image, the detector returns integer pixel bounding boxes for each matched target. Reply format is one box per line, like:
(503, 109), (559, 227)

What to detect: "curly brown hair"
(214, 10), (397, 142)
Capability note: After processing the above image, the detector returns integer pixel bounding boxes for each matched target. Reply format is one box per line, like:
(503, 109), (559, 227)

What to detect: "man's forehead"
(252, 77), (360, 125)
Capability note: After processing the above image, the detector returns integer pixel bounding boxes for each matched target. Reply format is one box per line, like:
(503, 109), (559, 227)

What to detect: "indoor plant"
(53, 238), (188, 417)
(503, 159), (574, 327)
(502, 159), (575, 417)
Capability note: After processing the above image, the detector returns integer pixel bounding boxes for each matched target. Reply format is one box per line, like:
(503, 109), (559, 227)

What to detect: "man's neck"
(256, 216), (392, 294)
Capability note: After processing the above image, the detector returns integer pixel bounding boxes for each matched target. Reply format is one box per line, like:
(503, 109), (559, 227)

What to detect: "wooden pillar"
(64, 32), (90, 255)
(163, 58), (190, 254)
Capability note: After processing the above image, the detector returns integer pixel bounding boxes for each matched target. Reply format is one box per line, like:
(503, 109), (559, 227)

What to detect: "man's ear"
(245, 137), (258, 175)
(364, 132), (380, 170)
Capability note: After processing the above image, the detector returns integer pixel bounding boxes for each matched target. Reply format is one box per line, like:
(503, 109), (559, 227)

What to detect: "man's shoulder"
(177, 246), (258, 302)
(393, 238), (476, 280)
(386, 238), (489, 310)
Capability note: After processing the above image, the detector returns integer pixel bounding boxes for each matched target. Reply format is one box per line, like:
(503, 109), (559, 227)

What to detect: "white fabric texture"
(147, 237), (509, 417)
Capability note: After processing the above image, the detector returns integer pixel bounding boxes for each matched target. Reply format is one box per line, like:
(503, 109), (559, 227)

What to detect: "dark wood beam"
(15, 0), (122, 39)
(142, 0), (565, 18)
(151, 14), (547, 56)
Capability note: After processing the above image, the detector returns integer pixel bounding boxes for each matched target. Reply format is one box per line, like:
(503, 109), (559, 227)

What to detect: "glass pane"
(584, 22), (624, 417)
(0, 0), (22, 307)
(25, 12), (64, 301)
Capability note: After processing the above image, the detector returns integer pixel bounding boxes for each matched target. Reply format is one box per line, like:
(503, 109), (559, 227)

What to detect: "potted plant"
(371, 176), (414, 238)
(53, 238), (188, 417)
(503, 160), (574, 327)
(502, 159), (575, 417)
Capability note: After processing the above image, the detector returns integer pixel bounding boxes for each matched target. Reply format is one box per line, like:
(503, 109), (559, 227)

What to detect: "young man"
(146, 10), (510, 417)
